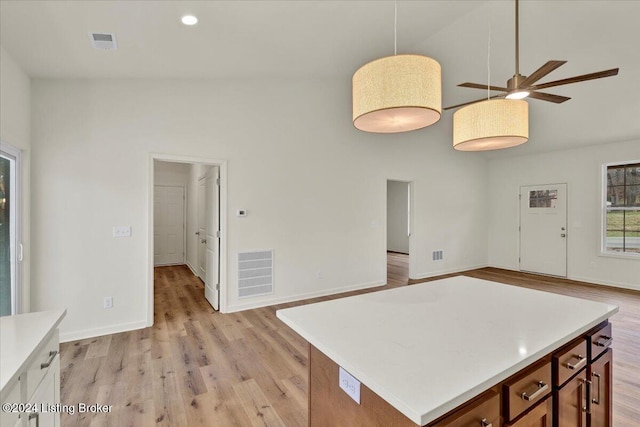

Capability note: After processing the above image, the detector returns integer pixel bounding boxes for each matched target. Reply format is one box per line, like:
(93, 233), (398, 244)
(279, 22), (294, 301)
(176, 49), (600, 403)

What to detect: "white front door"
(197, 177), (206, 281)
(204, 167), (220, 310)
(520, 183), (568, 277)
(154, 186), (185, 266)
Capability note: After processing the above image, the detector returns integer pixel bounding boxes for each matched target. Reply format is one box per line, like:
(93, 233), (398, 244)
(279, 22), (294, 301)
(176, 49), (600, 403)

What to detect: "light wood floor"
(60, 256), (640, 426)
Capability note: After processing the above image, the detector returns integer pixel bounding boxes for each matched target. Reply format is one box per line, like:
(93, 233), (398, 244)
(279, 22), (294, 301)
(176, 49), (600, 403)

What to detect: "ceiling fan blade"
(519, 60), (567, 88)
(458, 82), (509, 92)
(527, 91), (571, 104)
(444, 94), (505, 111)
(531, 68), (619, 90)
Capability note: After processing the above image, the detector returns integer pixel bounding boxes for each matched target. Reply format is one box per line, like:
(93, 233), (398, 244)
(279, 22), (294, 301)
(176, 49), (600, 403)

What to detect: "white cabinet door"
(29, 355), (60, 427)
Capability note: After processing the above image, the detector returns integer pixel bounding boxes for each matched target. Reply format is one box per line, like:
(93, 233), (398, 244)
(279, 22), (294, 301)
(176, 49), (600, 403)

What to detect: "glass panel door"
(0, 148), (17, 316)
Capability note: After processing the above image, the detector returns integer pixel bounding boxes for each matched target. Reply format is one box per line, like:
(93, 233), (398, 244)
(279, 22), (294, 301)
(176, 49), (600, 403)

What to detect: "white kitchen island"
(276, 276), (618, 426)
(1, 310), (66, 427)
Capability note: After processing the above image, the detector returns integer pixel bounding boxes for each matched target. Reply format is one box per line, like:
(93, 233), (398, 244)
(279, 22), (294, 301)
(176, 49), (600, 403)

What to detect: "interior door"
(153, 186), (185, 266)
(204, 167), (220, 310)
(520, 183), (567, 277)
(197, 177), (206, 281)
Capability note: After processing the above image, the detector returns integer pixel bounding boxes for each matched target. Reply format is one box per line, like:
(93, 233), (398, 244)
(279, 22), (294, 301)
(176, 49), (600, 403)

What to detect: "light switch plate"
(339, 367), (361, 404)
(113, 226), (132, 237)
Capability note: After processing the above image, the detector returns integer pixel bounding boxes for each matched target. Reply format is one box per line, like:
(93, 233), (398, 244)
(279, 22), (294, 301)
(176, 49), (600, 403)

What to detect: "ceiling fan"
(445, 0), (619, 111)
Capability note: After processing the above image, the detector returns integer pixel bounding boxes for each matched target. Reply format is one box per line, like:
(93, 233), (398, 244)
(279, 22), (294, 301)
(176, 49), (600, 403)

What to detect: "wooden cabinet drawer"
(587, 322), (612, 362)
(505, 396), (552, 427)
(432, 390), (501, 427)
(26, 329), (59, 399)
(553, 337), (588, 387)
(503, 361), (551, 422)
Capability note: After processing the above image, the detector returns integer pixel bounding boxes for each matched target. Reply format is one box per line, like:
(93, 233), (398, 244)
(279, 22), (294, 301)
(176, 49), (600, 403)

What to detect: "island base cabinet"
(309, 346), (416, 427)
(431, 390), (501, 427)
(554, 370), (588, 427)
(27, 354), (60, 427)
(505, 397), (552, 427)
(588, 349), (612, 427)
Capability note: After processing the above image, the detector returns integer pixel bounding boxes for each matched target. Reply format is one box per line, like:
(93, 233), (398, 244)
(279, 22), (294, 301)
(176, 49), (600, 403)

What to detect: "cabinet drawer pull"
(566, 354), (587, 370)
(480, 418), (492, 427)
(29, 412), (40, 427)
(595, 336), (612, 347)
(521, 381), (548, 402)
(41, 350), (58, 369)
(592, 372), (601, 405)
(581, 379), (592, 414)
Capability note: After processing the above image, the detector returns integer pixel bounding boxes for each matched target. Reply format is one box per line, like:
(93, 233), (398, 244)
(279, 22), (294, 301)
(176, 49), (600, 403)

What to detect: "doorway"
(386, 180), (411, 285)
(519, 183), (568, 277)
(154, 186), (185, 266)
(149, 154), (227, 324)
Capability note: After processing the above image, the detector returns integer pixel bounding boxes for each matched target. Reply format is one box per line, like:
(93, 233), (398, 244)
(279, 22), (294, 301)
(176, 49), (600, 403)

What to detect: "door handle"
(480, 418), (492, 427)
(581, 378), (592, 414)
(195, 231), (200, 236)
(560, 233), (566, 237)
(592, 372), (601, 405)
(200, 238), (207, 244)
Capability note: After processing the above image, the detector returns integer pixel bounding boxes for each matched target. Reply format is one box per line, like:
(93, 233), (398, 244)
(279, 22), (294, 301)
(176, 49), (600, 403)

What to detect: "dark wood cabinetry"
(505, 397), (552, 427)
(554, 369), (588, 427)
(307, 321), (613, 427)
(553, 321), (613, 427)
(589, 349), (612, 427)
(433, 390), (501, 427)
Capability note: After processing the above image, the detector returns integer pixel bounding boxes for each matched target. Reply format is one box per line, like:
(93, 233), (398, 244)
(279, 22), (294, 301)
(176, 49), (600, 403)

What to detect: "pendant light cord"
(394, 1), (397, 55)
(487, 9), (492, 100)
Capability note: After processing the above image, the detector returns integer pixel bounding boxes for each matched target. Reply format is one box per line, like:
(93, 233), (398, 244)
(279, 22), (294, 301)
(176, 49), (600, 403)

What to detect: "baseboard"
(186, 262), (198, 277)
(225, 279), (386, 313)
(568, 275), (640, 293)
(60, 320), (148, 343)
(409, 263), (489, 283)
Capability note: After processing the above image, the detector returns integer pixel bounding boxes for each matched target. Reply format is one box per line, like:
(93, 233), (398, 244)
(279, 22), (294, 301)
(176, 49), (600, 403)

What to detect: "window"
(1, 144), (21, 316)
(603, 161), (640, 256)
(529, 189), (558, 208)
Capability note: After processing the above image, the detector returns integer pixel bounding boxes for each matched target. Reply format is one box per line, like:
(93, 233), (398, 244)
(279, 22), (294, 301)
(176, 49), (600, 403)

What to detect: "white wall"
(0, 46), (31, 313)
(387, 180), (409, 254)
(30, 78), (489, 341)
(488, 139), (640, 290)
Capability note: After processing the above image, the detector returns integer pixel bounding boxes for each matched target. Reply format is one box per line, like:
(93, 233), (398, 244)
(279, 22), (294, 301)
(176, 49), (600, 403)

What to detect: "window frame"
(1, 142), (22, 315)
(601, 160), (640, 258)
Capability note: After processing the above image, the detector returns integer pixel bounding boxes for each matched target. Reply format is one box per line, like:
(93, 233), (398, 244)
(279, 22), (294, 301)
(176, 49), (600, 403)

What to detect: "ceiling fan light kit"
(352, 54), (442, 133)
(453, 99), (528, 151)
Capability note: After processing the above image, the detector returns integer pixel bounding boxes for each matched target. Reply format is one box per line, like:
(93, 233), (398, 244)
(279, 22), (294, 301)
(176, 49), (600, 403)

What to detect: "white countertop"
(276, 276), (618, 426)
(0, 310), (66, 392)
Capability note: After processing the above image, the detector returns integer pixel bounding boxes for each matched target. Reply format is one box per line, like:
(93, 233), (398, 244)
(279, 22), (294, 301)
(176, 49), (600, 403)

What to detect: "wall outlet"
(113, 226), (131, 237)
(339, 367), (361, 404)
(103, 296), (113, 309)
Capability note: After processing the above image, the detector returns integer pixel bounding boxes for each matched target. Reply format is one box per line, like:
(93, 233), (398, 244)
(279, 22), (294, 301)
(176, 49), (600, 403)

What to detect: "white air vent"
(89, 32), (118, 50)
(238, 250), (274, 298)
(432, 250), (443, 261)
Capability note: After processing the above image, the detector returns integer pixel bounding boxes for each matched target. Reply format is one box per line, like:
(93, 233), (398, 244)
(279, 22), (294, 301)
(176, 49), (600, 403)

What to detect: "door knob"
(195, 231), (200, 236)
(561, 233), (566, 237)
(201, 238), (207, 244)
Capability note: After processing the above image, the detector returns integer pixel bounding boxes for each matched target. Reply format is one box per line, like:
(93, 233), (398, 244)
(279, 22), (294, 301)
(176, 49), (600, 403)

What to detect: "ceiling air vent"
(89, 32), (118, 50)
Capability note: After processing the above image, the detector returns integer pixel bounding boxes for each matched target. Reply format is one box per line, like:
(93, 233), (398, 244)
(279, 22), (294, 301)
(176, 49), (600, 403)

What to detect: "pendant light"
(453, 99), (528, 151)
(451, 3), (528, 151)
(352, 3), (442, 133)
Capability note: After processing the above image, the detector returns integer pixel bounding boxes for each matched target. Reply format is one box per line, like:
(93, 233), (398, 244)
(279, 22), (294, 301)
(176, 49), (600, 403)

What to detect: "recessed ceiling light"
(181, 15), (198, 26)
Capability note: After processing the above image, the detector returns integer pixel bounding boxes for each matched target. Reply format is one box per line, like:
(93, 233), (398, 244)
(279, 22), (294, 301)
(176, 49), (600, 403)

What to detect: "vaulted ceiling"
(1, 1), (639, 157)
